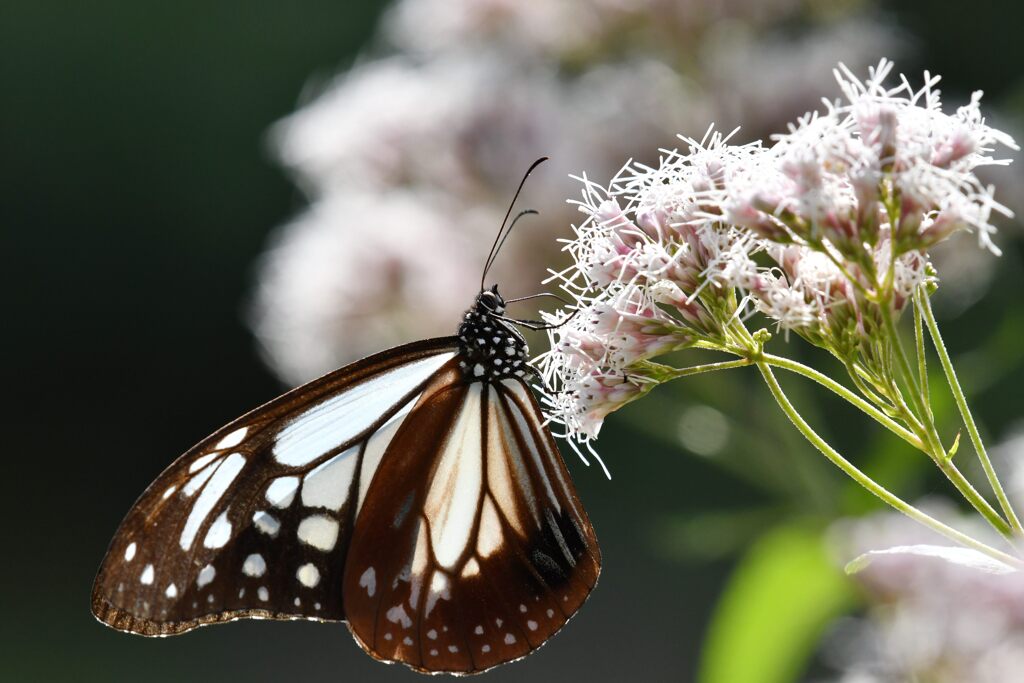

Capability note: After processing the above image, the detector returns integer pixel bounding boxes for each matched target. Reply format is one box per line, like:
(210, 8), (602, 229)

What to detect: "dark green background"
(5, 1), (1024, 681)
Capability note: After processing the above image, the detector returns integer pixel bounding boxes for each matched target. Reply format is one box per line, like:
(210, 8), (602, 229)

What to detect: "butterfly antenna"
(483, 209), (538, 279)
(481, 156), (549, 291)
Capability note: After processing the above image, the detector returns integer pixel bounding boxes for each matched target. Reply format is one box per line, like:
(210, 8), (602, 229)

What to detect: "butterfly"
(91, 158), (601, 675)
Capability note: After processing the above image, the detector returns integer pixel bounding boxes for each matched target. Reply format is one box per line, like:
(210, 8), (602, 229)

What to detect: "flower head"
(539, 60), (1014, 446)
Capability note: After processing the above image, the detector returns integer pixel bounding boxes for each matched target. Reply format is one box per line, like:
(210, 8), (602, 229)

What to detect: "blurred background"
(6, 0), (1024, 681)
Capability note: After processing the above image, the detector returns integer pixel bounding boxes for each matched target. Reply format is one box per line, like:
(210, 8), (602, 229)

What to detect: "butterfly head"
(456, 286), (531, 382)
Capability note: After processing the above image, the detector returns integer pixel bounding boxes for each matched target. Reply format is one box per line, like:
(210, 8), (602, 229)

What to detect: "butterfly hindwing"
(91, 338), (459, 635)
(342, 376), (601, 674)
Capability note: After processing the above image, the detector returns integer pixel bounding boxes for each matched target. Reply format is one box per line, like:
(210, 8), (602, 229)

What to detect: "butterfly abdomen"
(456, 287), (531, 382)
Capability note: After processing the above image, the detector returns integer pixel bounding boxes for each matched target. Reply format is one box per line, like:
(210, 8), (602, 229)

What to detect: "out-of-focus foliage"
(698, 524), (856, 683)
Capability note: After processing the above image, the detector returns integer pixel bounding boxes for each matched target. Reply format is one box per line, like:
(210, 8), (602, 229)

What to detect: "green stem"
(760, 353), (922, 449)
(880, 353), (1012, 539)
(880, 303), (929, 425)
(912, 288), (933, 422)
(641, 357), (753, 381)
(920, 292), (1024, 536)
(844, 360), (899, 414)
(756, 362), (1023, 568)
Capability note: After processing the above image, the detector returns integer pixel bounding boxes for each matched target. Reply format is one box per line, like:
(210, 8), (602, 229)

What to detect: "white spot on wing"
(476, 497), (503, 558)
(265, 476), (299, 508)
(179, 453), (246, 551)
(273, 353), (454, 467)
(297, 563), (320, 587)
(203, 511), (232, 549)
(386, 604), (412, 628)
(504, 633), (516, 645)
(124, 542), (136, 562)
(461, 558), (481, 578)
(197, 564), (216, 588)
(301, 445), (359, 510)
(253, 511), (280, 536)
(242, 553), (266, 577)
(165, 583), (177, 598)
(214, 426), (248, 450)
(258, 586), (269, 601)
(188, 452), (219, 474)
(425, 570), (450, 617)
(359, 567), (376, 597)
(140, 564), (154, 585)
(297, 514), (339, 551)
(424, 385), (484, 569)
(182, 458), (221, 496)
(161, 485), (176, 500)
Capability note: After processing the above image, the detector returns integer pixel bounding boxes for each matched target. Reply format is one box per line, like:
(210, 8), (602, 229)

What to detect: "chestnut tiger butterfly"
(91, 158), (601, 675)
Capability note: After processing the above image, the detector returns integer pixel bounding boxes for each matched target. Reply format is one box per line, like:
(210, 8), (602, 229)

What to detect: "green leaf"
(945, 430), (962, 461)
(697, 523), (857, 683)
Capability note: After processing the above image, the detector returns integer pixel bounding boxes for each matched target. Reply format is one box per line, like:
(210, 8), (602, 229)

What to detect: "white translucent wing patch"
(301, 445), (361, 511)
(358, 400), (416, 511)
(179, 453), (246, 551)
(274, 353), (455, 466)
(500, 380), (572, 515)
(423, 384), (484, 569)
(486, 396), (541, 536)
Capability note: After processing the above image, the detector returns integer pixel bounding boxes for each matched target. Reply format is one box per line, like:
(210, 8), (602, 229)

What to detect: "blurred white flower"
(826, 500), (1024, 683)
(821, 429), (1024, 683)
(255, 0), (902, 385)
(252, 191), (484, 383)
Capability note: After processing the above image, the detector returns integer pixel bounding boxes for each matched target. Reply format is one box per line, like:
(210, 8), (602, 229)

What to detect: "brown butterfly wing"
(91, 338), (458, 636)
(341, 375), (601, 674)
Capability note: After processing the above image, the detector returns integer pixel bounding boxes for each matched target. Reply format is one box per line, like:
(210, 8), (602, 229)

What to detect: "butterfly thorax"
(456, 286), (530, 382)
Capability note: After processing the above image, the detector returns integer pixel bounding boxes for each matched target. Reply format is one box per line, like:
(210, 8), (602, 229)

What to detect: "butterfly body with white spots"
(92, 285), (601, 675)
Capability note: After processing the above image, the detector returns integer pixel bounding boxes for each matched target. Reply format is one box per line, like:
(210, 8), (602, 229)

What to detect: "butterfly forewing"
(342, 377), (600, 674)
(92, 339), (459, 635)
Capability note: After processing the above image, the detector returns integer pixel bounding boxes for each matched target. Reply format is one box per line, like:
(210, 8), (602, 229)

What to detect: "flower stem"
(876, 304), (1011, 536)
(920, 291), (1024, 536)
(755, 362), (1023, 568)
(912, 288), (933, 422)
(760, 353), (922, 449)
(880, 303), (929, 425)
(659, 357), (753, 380)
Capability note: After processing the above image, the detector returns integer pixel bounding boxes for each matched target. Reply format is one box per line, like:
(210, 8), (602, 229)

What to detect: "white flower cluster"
(539, 60), (1016, 446)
